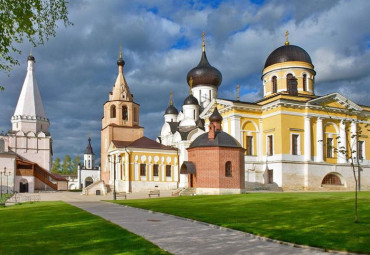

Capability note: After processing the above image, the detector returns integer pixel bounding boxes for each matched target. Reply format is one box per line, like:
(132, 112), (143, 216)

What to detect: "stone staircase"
(179, 188), (196, 196)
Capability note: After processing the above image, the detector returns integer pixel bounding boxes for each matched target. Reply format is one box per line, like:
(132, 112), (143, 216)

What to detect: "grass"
(0, 193), (12, 206)
(0, 201), (170, 255)
(113, 192), (370, 254)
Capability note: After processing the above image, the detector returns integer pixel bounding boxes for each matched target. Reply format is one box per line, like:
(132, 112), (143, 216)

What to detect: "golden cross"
(285, 30), (290, 45)
(88, 131), (91, 139)
(237, 84), (240, 101)
(202, 31), (205, 52)
(170, 90), (173, 105)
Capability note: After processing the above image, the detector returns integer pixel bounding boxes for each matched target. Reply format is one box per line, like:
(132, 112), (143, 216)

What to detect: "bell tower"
(101, 47), (144, 183)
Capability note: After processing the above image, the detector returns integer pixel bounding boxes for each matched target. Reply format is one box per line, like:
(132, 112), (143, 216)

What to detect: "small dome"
(187, 51), (222, 88)
(183, 95), (199, 105)
(209, 107), (222, 122)
(165, 105), (178, 115)
(189, 131), (242, 148)
(264, 45), (312, 69)
(117, 56), (125, 67)
(28, 55), (35, 62)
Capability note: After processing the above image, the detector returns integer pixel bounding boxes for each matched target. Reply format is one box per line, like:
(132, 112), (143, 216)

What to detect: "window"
(287, 74), (298, 96)
(327, 138), (333, 158)
(153, 164), (159, 176)
(122, 106), (128, 121)
(272, 76), (277, 93)
(292, 134), (299, 155)
(140, 164), (146, 176)
(268, 169), (273, 184)
(166, 165), (171, 177)
(134, 108), (138, 122)
(322, 174), (342, 185)
(209, 90), (211, 100)
(358, 141), (364, 160)
(267, 135), (273, 156)
(225, 161), (232, 177)
(110, 105), (116, 118)
(246, 136), (253, 155)
(303, 74), (307, 91)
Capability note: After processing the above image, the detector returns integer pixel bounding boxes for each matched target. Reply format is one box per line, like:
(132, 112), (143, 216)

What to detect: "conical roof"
(85, 137), (94, 155)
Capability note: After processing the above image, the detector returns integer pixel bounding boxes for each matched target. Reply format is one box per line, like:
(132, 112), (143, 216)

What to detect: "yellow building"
(201, 34), (370, 191)
(101, 50), (178, 193)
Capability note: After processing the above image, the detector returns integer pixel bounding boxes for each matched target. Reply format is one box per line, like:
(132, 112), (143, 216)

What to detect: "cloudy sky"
(1, 0), (370, 162)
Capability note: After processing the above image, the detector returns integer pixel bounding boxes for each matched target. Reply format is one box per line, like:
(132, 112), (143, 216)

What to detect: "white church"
(0, 54), (67, 193)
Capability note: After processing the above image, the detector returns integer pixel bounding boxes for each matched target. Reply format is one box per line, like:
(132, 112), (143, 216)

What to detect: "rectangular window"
(268, 169), (273, 184)
(292, 134), (299, 155)
(246, 136), (253, 156)
(153, 164), (159, 177)
(267, 135), (273, 156)
(327, 138), (333, 158)
(140, 164), (146, 176)
(166, 165), (171, 177)
(358, 141), (364, 160)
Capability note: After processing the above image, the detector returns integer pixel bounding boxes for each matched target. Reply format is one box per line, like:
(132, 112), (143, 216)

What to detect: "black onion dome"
(189, 131), (241, 148)
(28, 55), (35, 62)
(117, 56), (125, 66)
(165, 105), (179, 115)
(183, 94), (199, 105)
(264, 45), (312, 69)
(209, 107), (222, 122)
(85, 137), (94, 155)
(187, 51), (222, 87)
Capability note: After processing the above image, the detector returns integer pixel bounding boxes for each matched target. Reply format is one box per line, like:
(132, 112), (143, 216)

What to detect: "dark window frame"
(140, 164), (146, 176)
(166, 165), (171, 177)
(153, 164), (159, 177)
(246, 135), (253, 156)
(225, 161), (232, 177)
(292, 134), (299, 155)
(327, 138), (333, 158)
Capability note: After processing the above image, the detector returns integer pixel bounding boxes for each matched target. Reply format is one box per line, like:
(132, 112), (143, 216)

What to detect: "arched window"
(122, 106), (128, 121)
(287, 74), (298, 96)
(272, 76), (277, 93)
(110, 105), (116, 118)
(303, 74), (307, 91)
(225, 161), (232, 177)
(322, 174), (342, 185)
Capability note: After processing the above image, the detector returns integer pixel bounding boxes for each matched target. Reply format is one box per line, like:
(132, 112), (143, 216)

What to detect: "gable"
(308, 93), (362, 111)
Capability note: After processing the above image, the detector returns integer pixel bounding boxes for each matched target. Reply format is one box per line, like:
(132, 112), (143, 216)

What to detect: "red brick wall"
(188, 147), (245, 190)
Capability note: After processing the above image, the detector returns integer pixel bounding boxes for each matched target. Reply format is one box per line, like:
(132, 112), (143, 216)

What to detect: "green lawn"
(0, 201), (170, 255)
(114, 192), (370, 254)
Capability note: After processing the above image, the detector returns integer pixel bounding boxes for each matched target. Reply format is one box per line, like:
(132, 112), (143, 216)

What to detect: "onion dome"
(183, 94), (199, 105)
(165, 105), (178, 115)
(209, 107), (222, 123)
(117, 45), (125, 66)
(189, 131), (241, 148)
(264, 45), (312, 69)
(85, 137), (94, 155)
(186, 32), (222, 87)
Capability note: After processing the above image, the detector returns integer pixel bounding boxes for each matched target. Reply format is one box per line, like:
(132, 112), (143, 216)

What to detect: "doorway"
(20, 181), (29, 193)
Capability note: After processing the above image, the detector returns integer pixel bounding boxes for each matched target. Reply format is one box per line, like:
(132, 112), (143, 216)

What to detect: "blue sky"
(1, 0), (370, 162)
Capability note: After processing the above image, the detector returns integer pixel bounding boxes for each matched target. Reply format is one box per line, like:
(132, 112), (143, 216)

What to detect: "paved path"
(70, 201), (330, 255)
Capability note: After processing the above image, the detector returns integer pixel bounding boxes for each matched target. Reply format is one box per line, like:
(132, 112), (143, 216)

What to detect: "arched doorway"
(321, 173), (343, 186)
(19, 179), (29, 193)
(85, 177), (93, 187)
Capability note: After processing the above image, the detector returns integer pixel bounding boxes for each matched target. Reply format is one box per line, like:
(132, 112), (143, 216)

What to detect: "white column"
(351, 121), (357, 160)
(230, 116), (241, 144)
(338, 120), (347, 163)
(258, 119), (263, 161)
(304, 116), (311, 161)
(117, 160), (121, 180)
(316, 117), (324, 162)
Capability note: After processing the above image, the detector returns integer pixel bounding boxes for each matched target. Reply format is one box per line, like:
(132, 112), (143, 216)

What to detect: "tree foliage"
(52, 155), (81, 175)
(0, 0), (72, 90)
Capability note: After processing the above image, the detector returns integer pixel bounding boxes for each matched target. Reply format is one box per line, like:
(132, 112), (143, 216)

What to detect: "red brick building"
(181, 107), (245, 195)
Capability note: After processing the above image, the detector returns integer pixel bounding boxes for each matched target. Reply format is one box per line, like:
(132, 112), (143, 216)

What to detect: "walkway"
(70, 201), (330, 255)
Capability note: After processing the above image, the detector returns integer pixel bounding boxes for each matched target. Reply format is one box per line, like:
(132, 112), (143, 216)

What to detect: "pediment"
(308, 93), (362, 111)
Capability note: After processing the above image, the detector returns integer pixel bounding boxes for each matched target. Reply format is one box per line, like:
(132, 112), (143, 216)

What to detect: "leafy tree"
(70, 155), (81, 175)
(51, 157), (61, 173)
(61, 154), (71, 174)
(0, 0), (72, 90)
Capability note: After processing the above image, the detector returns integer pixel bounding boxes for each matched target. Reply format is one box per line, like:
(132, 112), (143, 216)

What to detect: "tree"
(51, 157), (61, 173)
(0, 0), (72, 90)
(61, 154), (71, 174)
(70, 155), (81, 175)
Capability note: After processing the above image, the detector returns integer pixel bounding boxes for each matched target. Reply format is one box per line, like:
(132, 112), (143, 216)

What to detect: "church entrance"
(189, 174), (194, 188)
(85, 177), (93, 187)
(19, 180), (29, 193)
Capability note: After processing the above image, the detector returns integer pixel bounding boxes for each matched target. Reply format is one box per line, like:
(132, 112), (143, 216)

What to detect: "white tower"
(11, 54), (50, 134)
(84, 137), (95, 170)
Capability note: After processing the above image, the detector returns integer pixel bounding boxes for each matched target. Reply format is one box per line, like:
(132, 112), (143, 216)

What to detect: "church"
(0, 54), (67, 193)
(159, 32), (370, 192)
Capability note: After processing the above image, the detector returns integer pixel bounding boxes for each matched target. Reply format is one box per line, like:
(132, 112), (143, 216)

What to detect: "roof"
(85, 137), (94, 155)
(180, 161), (196, 174)
(165, 105), (179, 115)
(113, 136), (176, 151)
(189, 131), (242, 149)
(183, 94), (199, 105)
(264, 44), (312, 69)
